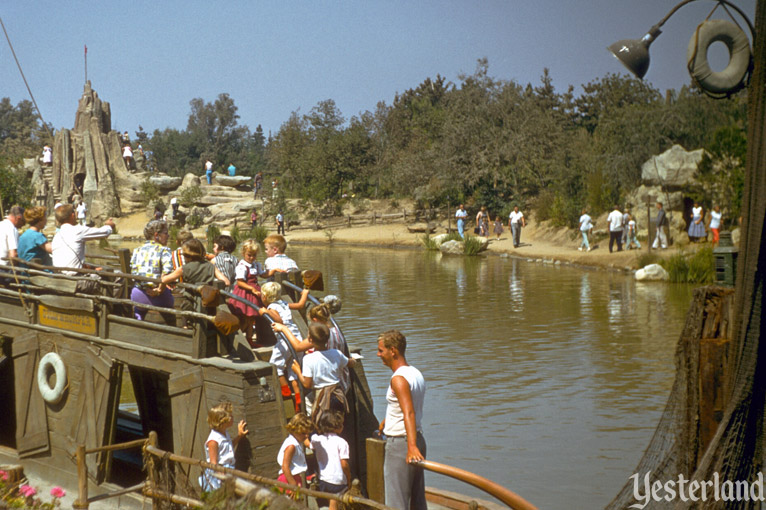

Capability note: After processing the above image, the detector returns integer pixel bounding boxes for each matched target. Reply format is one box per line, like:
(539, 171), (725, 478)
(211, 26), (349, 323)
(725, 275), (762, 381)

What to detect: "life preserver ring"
(37, 352), (67, 404)
(687, 19), (752, 95)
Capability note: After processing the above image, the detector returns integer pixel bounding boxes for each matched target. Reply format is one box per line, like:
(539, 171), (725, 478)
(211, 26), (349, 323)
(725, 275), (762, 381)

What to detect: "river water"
(287, 245), (694, 510)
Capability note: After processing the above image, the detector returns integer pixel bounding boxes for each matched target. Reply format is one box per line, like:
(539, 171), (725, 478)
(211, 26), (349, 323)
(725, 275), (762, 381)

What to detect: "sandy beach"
(114, 210), (672, 272)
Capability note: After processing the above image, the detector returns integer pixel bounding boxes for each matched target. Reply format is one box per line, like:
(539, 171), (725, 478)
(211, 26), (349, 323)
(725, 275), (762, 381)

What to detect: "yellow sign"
(39, 305), (97, 335)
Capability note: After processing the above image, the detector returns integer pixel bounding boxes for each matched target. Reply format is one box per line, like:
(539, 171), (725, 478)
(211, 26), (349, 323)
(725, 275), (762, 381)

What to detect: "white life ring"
(687, 19), (751, 95)
(37, 352), (67, 404)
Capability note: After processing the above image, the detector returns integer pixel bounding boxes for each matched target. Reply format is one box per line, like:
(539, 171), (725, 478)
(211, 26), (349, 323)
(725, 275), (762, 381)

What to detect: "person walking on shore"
(621, 207), (631, 247)
(205, 160), (213, 185)
(625, 213), (641, 250)
(508, 206), (526, 248)
(578, 208), (592, 252)
(708, 205), (722, 247)
(475, 206), (489, 237)
(376, 330), (427, 510)
(652, 202), (668, 249)
(455, 204), (467, 239)
(607, 205), (623, 253)
(276, 212), (285, 235)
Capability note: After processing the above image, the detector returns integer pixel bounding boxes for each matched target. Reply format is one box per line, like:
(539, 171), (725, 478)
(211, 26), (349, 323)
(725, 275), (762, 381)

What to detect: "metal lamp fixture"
(608, 0), (755, 93)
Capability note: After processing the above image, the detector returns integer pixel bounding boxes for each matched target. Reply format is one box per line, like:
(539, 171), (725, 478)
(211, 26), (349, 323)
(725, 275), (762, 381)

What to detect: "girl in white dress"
(199, 402), (248, 491)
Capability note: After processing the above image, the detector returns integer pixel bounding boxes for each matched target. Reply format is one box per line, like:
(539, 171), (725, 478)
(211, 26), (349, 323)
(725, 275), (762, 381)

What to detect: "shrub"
(421, 234), (439, 251)
(179, 185), (203, 208)
(169, 224), (180, 249)
(206, 224), (221, 252)
(139, 178), (160, 206)
(445, 231), (463, 242)
(186, 213), (203, 230)
(660, 247), (714, 283)
(463, 235), (484, 256)
(251, 225), (270, 244)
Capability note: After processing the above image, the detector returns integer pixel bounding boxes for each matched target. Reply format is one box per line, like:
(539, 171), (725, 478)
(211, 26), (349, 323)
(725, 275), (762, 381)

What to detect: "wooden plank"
(168, 366), (207, 494)
(29, 275), (78, 293)
(38, 295), (94, 313)
(12, 332), (50, 457)
(366, 438), (385, 504)
(699, 337), (730, 459)
(108, 321), (193, 356)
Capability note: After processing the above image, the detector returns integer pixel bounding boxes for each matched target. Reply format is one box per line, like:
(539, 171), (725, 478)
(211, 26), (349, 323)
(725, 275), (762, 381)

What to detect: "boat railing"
(366, 438), (537, 510)
(416, 460), (538, 510)
(221, 288), (308, 410)
(72, 438), (148, 509)
(0, 258), (226, 358)
(136, 431), (395, 510)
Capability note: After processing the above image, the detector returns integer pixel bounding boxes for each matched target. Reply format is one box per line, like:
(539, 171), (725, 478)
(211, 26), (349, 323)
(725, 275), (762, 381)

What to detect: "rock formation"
(39, 82), (145, 222)
(625, 144), (709, 244)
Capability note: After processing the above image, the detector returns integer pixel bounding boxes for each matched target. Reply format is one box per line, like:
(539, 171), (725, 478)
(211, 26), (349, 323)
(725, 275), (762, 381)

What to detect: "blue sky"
(2, 1), (757, 137)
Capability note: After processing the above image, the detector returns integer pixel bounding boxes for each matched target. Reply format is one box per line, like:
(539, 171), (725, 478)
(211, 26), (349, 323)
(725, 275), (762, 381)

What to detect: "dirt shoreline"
(114, 211), (679, 272)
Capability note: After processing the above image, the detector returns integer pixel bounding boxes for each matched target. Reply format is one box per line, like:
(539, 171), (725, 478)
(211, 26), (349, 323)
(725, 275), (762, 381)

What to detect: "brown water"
(287, 245), (694, 510)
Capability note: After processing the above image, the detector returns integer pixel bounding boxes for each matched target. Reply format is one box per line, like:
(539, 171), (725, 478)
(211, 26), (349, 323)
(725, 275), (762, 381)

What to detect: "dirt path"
(114, 211), (673, 271)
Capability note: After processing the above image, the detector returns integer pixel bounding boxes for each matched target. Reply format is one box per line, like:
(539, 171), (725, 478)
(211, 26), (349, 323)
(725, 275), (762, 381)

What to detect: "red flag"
(84, 44), (87, 55)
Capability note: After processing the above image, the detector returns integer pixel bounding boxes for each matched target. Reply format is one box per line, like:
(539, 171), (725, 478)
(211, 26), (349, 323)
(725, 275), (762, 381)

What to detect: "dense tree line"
(1, 59), (747, 225)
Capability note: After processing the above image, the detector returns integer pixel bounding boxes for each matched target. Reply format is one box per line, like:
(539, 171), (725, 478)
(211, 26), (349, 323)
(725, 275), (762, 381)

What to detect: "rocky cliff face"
(42, 82), (144, 222)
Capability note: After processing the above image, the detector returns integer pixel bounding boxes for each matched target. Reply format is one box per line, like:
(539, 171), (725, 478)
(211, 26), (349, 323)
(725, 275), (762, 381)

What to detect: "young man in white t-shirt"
(0, 206), (25, 263)
(607, 205), (624, 253)
(508, 206), (526, 248)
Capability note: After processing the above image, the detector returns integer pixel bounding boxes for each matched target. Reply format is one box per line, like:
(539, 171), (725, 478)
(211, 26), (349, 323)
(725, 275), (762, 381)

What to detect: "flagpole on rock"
(84, 44), (88, 83)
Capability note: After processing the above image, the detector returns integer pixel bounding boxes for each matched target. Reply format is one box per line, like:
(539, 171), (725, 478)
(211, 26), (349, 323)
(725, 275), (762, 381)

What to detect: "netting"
(608, 3), (766, 509)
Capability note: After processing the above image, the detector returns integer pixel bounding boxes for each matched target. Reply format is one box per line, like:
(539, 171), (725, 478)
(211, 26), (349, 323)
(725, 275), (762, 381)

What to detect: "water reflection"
(289, 245), (693, 510)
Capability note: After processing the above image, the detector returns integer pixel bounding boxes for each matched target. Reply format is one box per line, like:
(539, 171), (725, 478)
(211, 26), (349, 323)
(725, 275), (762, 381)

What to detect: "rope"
(0, 16), (54, 142)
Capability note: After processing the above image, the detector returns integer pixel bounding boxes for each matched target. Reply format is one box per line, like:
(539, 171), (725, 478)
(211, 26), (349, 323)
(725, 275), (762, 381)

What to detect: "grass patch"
(659, 247), (715, 283)
(635, 251), (662, 268)
(445, 231), (463, 242)
(421, 233), (439, 251)
(463, 235), (484, 256)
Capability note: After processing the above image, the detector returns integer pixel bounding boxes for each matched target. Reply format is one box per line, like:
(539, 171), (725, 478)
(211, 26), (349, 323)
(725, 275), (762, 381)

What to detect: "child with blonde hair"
(263, 234), (298, 276)
(199, 402), (248, 491)
(228, 239), (266, 347)
(277, 413), (313, 490)
(258, 281), (310, 409)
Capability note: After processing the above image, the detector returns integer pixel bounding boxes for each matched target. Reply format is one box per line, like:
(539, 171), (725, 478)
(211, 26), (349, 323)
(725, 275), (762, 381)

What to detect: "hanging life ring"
(37, 352), (67, 404)
(687, 19), (752, 95)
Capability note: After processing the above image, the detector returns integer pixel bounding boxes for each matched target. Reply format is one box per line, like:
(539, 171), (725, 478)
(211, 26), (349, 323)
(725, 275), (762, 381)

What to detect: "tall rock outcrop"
(44, 82), (141, 221)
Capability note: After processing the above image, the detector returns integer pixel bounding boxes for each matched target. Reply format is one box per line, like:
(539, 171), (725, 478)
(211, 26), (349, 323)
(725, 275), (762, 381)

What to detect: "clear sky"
(2, 1), (757, 137)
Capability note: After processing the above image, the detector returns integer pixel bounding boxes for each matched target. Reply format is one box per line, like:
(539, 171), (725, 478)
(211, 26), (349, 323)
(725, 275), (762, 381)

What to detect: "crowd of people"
(454, 203), (527, 247)
(452, 201), (725, 254)
(0, 205), (428, 509)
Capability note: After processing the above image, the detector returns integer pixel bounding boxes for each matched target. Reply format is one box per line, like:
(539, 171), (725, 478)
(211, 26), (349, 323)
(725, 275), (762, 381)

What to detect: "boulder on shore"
(214, 173), (252, 187)
(149, 175), (182, 191)
(635, 263), (669, 281)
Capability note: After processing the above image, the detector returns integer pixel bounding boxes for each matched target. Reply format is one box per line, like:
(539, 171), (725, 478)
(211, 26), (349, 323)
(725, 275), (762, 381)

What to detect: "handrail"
(73, 437), (152, 509)
(220, 289), (306, 410)
(415, 460), (537, 510)
(143, 443), (393, 510)
(280, 279), (346, 343)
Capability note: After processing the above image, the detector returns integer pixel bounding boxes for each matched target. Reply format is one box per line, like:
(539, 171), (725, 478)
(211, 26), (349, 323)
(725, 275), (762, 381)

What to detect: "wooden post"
(699, 337), (730, 460)
(366, 437), (386, 504)
(116, 248), (131, 299)
(73, 444), (89, 509)
(347, 215), (351, 228)
(145, 431), (159, 510)
(191, 295), (205, 359)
